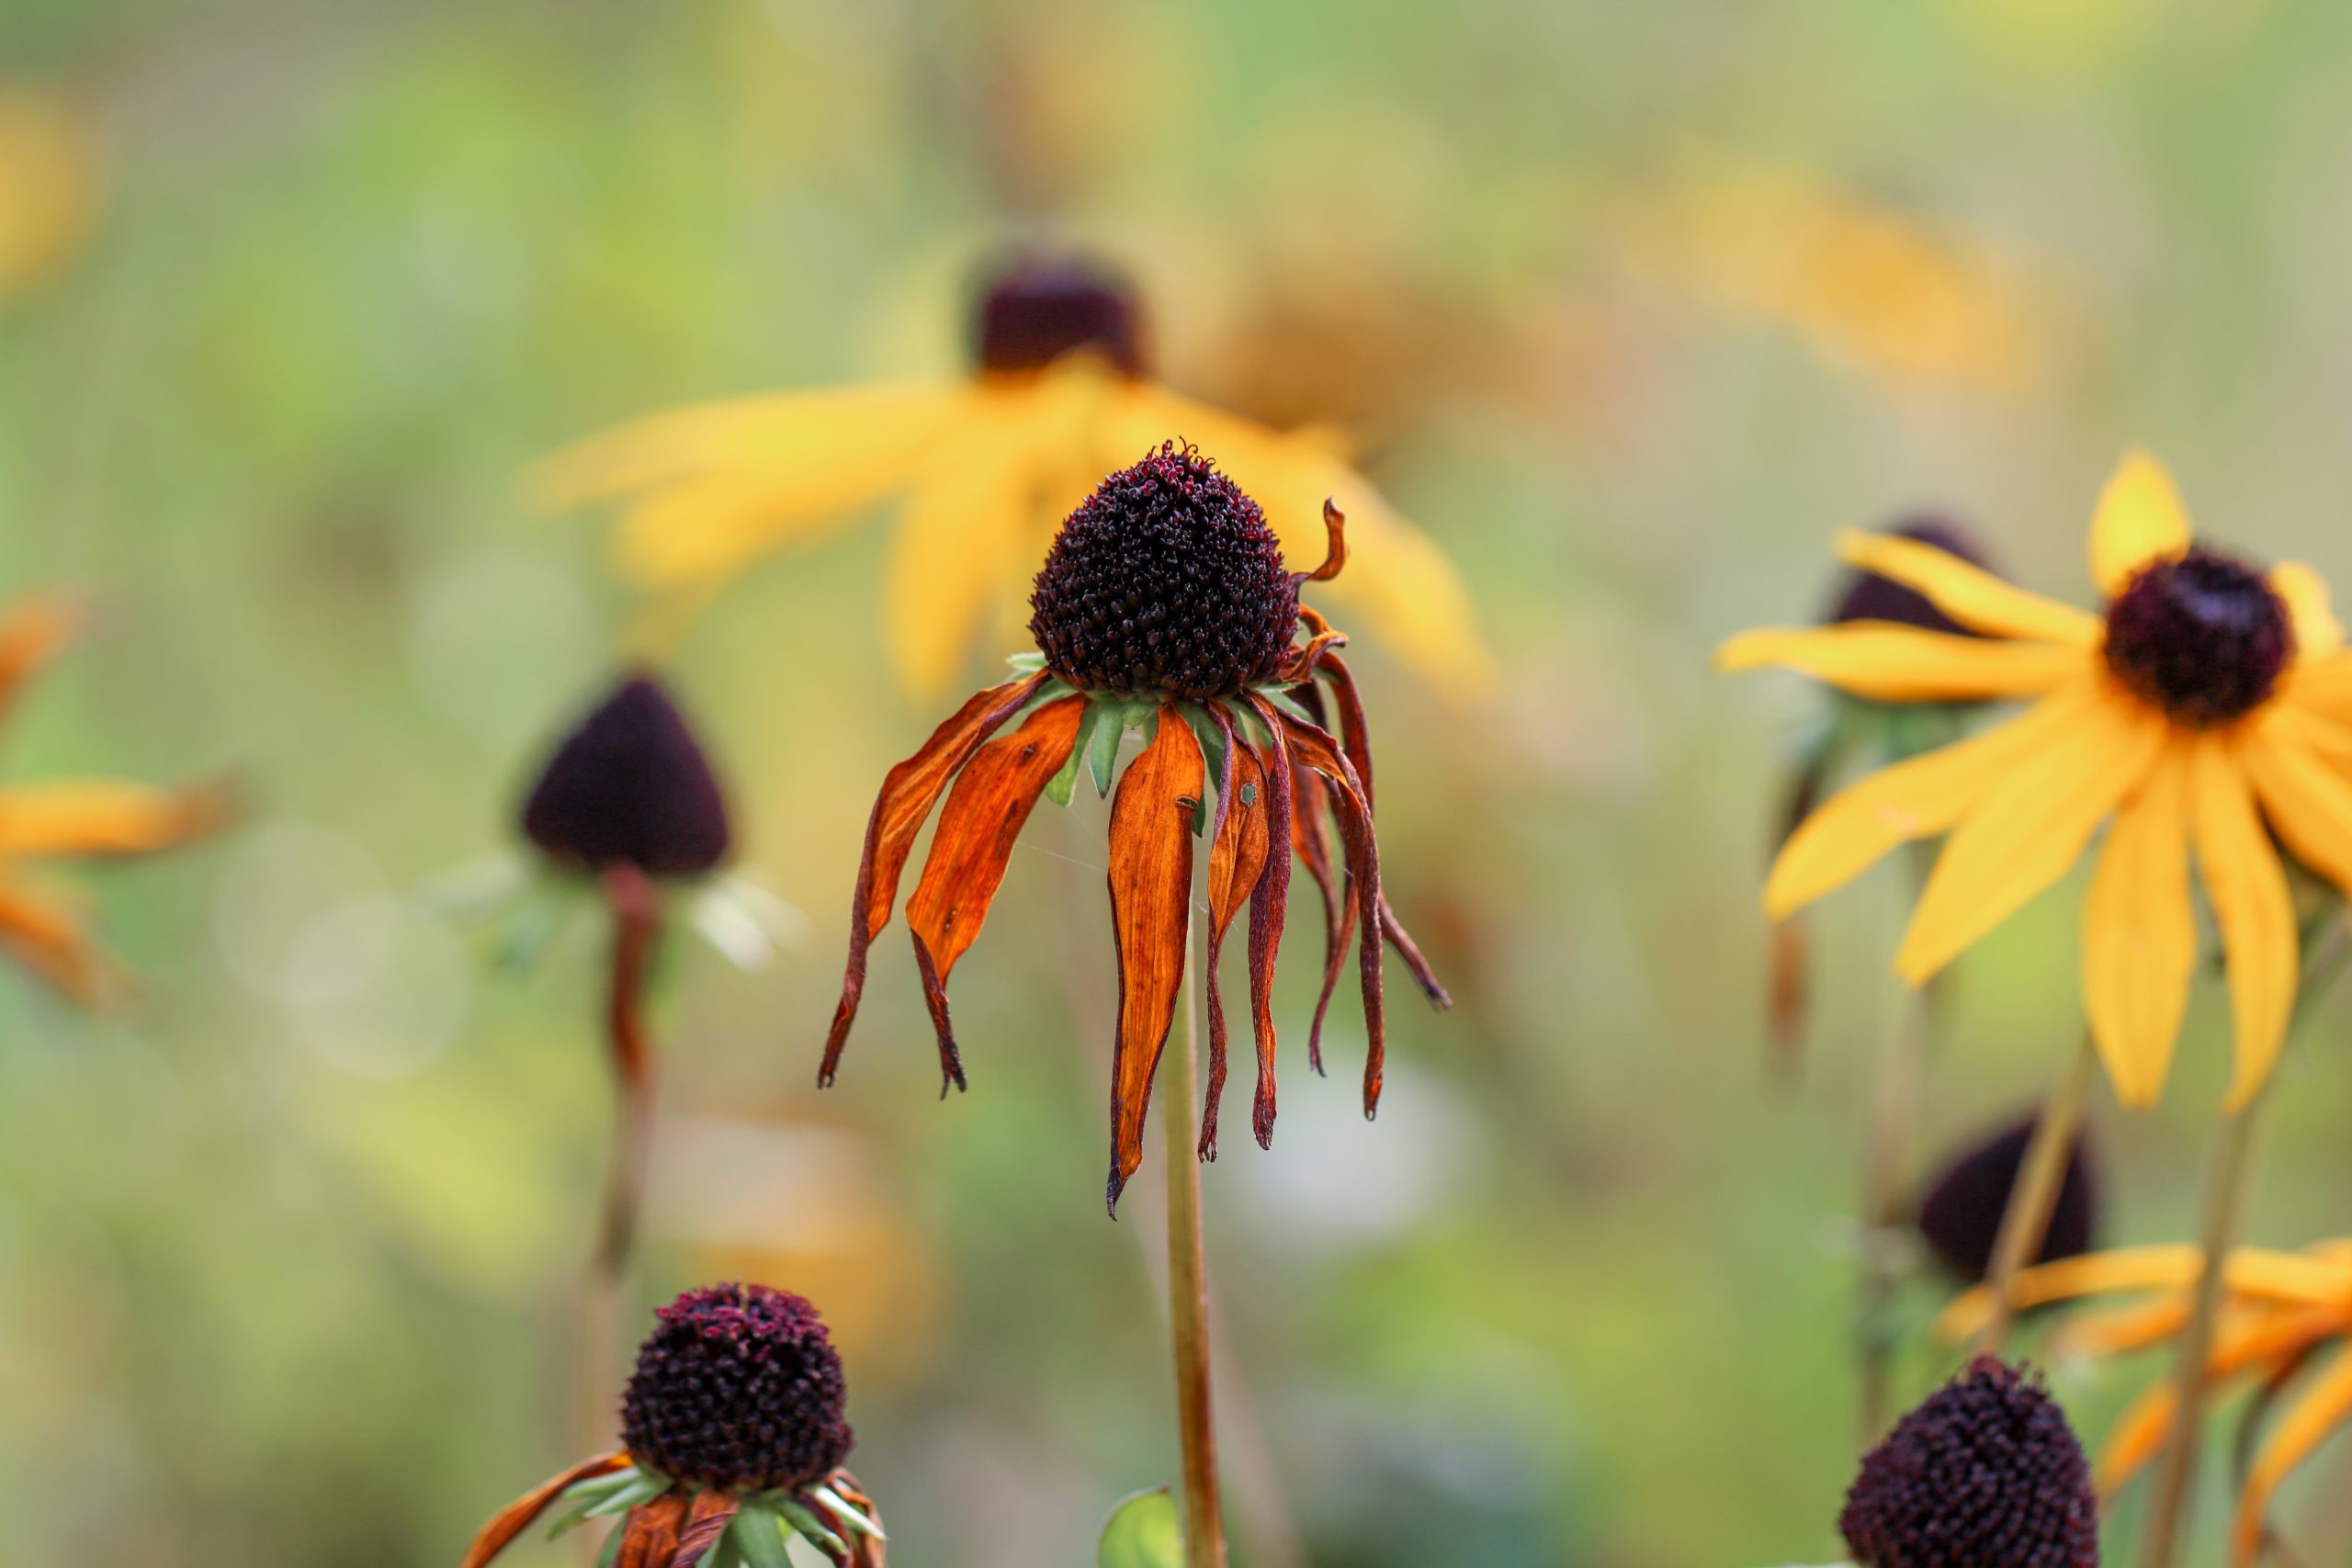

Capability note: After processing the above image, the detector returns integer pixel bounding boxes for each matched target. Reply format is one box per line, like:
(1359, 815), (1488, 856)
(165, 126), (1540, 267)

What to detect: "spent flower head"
(820, 446), (1451, 1212)
(1915, 1114), (2098, 1284)
(462, 1283), (882, 1568)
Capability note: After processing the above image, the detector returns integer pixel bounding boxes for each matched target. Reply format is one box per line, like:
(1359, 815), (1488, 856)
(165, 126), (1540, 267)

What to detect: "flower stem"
(1969, 1032), (2098, 1358)
(1163, 908), (1227, 1568)
(2136, 1081), (2274, 1568)
(599, 863), (662, 1275)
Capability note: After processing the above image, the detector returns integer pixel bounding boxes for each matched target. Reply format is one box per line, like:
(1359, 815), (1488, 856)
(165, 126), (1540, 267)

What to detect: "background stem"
(1969, 1035), (2098, 1358)
(1164, 908), (1227, 1568)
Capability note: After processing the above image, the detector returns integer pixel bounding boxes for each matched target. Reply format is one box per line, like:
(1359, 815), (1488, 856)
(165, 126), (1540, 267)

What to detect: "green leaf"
(1051, 703), (1107, 807)
(585, 1468), (672, 1519)
(1005, 650), (1047, 673)
(1250, 684), (1317, 726)
(545, 1469), (640, 1540)
(803, 1483), (886, 1540)
(597, 1520), (625, 1568)
(687, 876), (808, 971)
(1179, 705), (1229, 836)
(1098, 1487), (1183, 1568)
(1087, 699), (1133, 797)
(1221, 695), (1272, 750)
(729, 1504), (796, 1568)
(773, 1498), (848, 1561)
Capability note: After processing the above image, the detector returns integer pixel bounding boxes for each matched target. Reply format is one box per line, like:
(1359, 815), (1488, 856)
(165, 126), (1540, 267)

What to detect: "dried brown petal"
(822, 672), (1047, 1086)
(1241, 697), (1296, 1148)
(1276, 711), (1385, 1118)
(615, 1492), (691, 1568)
(461, 1451), (631, 1568)
(1203, 714), (1270, 1160)
(669, 1491), (740, 1568)
(1105, 707), (1204, 1213)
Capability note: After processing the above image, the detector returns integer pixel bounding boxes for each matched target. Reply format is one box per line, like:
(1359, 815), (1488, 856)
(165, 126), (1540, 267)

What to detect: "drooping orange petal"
(1104, 707), (1204, 1214)
(1273, 705), (1387, 1119)
(1316, 651), (1448, 1006)
(460, 1451), (631, 1568)
(0, 778), (231, 858)
(614, 1492), (691, 1568)
(903, 694), (1087, 1091)
(1934, 1245), (2352, 1344)
(1282, 681), (1346, 1077)
(0, 882), (110, 1005)
(1244, 703), (1296, 1148)
(821, 672), (1048, 1087)
(2055, 1293), (2191, 1359)
(670, 1490), (741, 1568)
(1203, 710), (1269, 1161)
(2233, 1347), (2352, 1568)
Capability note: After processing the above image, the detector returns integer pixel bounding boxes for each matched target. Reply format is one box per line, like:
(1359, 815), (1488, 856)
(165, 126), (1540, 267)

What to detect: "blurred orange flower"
(537, 254), (1493, 701)
(0, 596), (225, 1001)
(1938, 1240), (2352, 1567)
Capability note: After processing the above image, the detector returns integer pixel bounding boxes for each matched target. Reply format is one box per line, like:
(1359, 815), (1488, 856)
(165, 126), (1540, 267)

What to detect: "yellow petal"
(2190, 734), (2300, 1110)
(2284, 652), (2352, 718)
(2233, 1342), (2352, 1567)
(0, 778), (229, 858)
(2244, 705), (2352, 900)
(2272, 561), (2346, 661)
(1836, 530), (2102, 645)
(2090, 450), (2193, 599)
(1114, 385), (1497, 698)
(2099, 1380), (2179, 1495)
(881, 390), (1077, 699)
(2083, 740), (2194, 1106)
(1934, 1244), (2352, 1345)
(533, 382), (962, 511)
(1717, 624), (2087, 702)
(2052, 1293), (2189, 1359)
(0, 882), (109, 1005)
(1894, 687), (2165, 985)
(1764, 680), (2099, 919)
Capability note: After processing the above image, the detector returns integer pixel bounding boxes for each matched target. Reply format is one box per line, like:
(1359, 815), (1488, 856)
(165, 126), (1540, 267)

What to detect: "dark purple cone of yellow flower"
(973, 254), (1146, 378)
(618, 1283), (853, 1492)
(2102, 547), (2293, 728)
(1826, 517), (1995, 637)
(1028, 444), (1298, 700)
(521, 673), (731, 878)
(1916, 1116), (2098, 1284)
(1840, 1357), (2100, 1568)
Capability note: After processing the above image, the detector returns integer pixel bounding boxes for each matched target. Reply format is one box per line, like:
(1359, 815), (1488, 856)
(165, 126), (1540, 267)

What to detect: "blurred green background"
(10, 0), (2352, 1562)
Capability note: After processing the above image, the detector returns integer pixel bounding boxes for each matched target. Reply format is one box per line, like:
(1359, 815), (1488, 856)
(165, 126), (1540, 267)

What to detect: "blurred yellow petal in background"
(0, 87), (102, 301)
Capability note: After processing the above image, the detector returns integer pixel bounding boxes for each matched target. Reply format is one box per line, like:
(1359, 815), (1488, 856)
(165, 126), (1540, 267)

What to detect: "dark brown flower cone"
(521, 672), (731, 878)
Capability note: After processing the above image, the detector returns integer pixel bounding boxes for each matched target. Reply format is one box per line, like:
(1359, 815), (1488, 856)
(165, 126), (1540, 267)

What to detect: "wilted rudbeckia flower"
(536, 253), (1492, 700)
(1915, 1113), (2099, 1284)
(1722, 452), (2352, 1110)
(820, 444), (1448, 1213)
(1838, 1356), (2100, 1568)
(0, 595), (225, 1000)
(463, 1282), (884, 1568)
(517, 671), (731, 1266)
(1935, 1239), (2352, 1567)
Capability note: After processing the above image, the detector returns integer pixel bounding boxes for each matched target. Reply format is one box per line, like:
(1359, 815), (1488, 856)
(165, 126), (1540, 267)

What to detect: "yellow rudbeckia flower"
(535, 254), (1493, 701)
(0, 595), (225, 1002)
(1938, 1239), (2352, 1568)
(1722, 451), (2352, 1111)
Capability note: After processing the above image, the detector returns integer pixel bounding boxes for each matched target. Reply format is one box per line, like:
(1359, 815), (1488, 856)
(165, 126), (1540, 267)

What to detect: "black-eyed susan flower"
(1936, 1241), (2352, 1567)
(463, 1282), (884, 1568)
(1838, 1356), (2101, 1568)
(1721, 452), (2352, 1111)
(820, 444), (1449, 1213)
(1914, 1113), (2099, 1285)
(536, 253), (1492, 701)
(0, 594), (224, 1001)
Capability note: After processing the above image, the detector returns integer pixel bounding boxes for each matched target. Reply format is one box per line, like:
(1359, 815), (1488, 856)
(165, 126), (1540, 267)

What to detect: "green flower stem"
(1969, 1033), (2099, 1359)
(1163, 907), (1227, 1568)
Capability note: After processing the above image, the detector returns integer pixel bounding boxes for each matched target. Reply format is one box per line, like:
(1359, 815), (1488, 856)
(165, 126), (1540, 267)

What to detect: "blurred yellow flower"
(1629, 160), (2041, 392)
(0, 88), (101, 300)
(1937, 1239), (2352, 1567)
(1722, 452), (2352, 1110)
(0, 596), (225, 1002)
(536, 255), (1493, 700)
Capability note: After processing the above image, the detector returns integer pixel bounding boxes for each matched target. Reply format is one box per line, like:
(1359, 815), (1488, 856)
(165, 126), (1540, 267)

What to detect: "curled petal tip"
(1104, 1173), (1126, 1219)
(1295, 499), (1349, 585)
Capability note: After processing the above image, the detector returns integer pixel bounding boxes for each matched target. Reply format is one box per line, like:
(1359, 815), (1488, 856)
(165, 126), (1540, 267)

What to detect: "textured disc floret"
(1029, 445), (1299, 700)
(1828, 518), (1994, 637)
(619, 1283), (854, 1492)
(521, 674), (731, 878)
(973, 255), (1146, 378)
(1840, 1357), (2100, 1568)
(2103, 547), (2292, 728)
